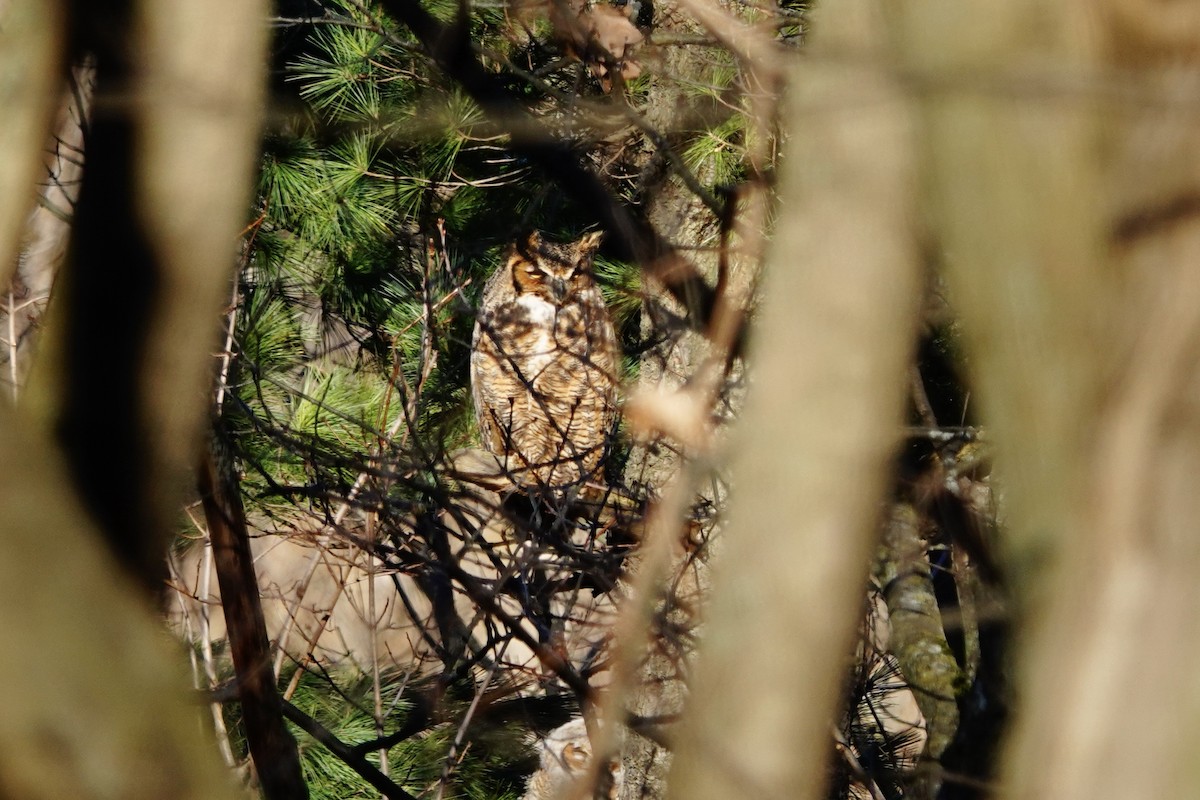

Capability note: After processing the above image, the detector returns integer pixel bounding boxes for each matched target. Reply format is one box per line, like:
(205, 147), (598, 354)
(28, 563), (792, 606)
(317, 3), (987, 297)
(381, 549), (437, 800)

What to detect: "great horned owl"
(523, 717), (625, 800)
(471, 230), (621, 490)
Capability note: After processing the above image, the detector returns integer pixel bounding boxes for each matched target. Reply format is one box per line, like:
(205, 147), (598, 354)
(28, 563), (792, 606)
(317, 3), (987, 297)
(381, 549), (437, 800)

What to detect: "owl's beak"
(550, 277), (568, 302)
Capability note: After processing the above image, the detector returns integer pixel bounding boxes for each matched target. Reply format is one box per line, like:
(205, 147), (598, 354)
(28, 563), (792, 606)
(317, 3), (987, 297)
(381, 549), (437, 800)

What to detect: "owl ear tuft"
(576, 230), (603, 256)
(523, 230), (543, 253)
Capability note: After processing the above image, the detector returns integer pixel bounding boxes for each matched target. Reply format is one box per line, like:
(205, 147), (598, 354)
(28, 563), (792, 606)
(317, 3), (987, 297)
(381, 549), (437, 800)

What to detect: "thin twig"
(367, 512), (389, 778)
(7, 292), (17, 402)
(435, 641), (507, 800)
(215, 208), (265, 413)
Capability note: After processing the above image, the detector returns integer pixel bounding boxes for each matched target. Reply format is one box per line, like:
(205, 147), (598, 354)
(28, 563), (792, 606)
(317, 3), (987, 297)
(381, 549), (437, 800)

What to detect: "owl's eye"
(511, 257), (554, 295)
(572, 256), (595, 277)
(562, 743), (590, 769)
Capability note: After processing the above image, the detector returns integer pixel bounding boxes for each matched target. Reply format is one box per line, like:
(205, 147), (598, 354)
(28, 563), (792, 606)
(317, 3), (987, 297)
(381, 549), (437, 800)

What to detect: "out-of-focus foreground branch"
(667, 0), (924, 796)
(25, 0), (269, 589)
(0, 420), (238, 799)
(0, 0), (268, 796)
(899, 0), (1200, 797)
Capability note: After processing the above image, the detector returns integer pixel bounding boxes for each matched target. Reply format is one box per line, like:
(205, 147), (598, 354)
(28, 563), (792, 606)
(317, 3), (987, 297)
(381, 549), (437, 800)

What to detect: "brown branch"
(876, 503), (962, 760)
(199, 431), (309, 800)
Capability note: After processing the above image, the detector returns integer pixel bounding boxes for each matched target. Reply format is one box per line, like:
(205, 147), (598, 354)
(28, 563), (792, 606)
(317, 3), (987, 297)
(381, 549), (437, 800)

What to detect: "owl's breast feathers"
(471, 289), (620, 487)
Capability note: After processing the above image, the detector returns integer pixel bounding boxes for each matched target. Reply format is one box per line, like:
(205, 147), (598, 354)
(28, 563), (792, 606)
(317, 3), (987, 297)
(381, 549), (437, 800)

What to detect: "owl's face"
(542, 727), (591, 775)
(528, 718), (625, 800)
(509, 230), (604, 303)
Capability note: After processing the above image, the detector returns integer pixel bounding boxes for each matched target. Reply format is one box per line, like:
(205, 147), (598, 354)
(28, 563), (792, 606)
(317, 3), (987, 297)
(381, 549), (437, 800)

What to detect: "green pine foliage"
(679, 60), (750, 189)
(275, 672), (527, 800)
(210, 0), (773, 796)
(682, 111), (747, 188)
(237, 0), (653, 503)
(222, 6), (654, 789)
(594, 254), (643, 383)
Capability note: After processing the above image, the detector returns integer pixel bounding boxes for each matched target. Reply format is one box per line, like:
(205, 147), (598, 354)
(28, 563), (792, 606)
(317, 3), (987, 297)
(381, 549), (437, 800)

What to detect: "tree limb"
(200, 431), (310, 800)
(281, 699), (420, 800)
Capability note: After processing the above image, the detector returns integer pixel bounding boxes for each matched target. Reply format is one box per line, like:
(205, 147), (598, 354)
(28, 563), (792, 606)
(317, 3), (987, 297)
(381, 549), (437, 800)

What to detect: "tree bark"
(0, 422), (240, 799)
(616, 4), (722, 796)
(0, 0), (271, 796)
(898, 0), (1200, 796)
(667, 1), (924, 795)
(199, 433), (309, 800)
(26, 0), (268, 590)
(875, 504), (961, 763)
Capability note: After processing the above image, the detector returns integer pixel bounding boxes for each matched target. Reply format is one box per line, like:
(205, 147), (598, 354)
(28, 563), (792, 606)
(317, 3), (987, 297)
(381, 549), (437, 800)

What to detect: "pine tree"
(178, 1), (805, 797)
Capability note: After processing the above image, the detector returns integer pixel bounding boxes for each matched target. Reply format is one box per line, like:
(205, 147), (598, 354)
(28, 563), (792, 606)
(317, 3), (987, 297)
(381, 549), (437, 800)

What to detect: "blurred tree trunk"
(617, 0), (781, 794)
(897, 0), (1200, 797)
(0, 418), (244, 799)
(666, 0), (924, 796)
(23, 0), (269, 590)
(0, 0), (275, 797)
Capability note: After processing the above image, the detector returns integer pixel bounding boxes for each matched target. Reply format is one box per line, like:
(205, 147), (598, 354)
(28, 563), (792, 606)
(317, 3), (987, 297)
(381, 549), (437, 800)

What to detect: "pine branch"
(281, 699), (420, 800)
(376, 0), (738, 350)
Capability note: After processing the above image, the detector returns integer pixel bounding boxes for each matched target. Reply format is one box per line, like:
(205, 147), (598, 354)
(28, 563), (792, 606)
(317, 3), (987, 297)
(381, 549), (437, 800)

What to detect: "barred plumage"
(471, 230), (621, 489)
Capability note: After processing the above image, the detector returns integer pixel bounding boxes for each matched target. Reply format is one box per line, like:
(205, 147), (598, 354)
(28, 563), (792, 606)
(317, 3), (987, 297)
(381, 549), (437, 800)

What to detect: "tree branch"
(281, 699), (420, 800)
(199, 430), (310, 800)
